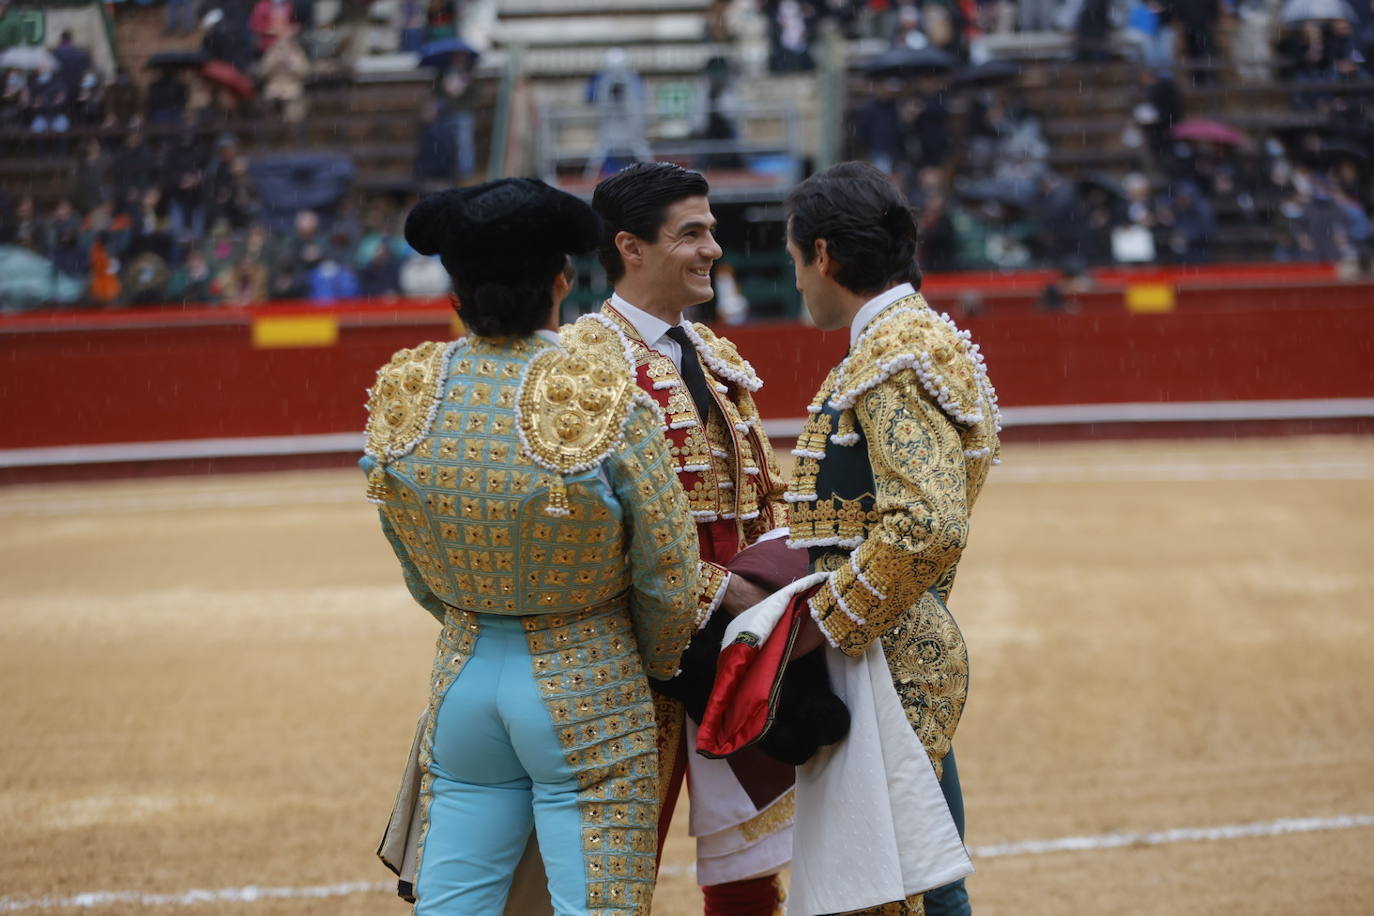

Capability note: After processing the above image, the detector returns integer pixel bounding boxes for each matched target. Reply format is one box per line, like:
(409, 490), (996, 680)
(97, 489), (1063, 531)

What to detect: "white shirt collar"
(850, 282), (916, 347)
(534, 328), (560, 346)
(610, 292), (677, 348)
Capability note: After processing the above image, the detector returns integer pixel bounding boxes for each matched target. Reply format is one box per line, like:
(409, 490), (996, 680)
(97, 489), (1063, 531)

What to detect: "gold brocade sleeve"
(695, 559), (731, 627)
(606, 400), (703, 679)
(809, 369), (970, 656)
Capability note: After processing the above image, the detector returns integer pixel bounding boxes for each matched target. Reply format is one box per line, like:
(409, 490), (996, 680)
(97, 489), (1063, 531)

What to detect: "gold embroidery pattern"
(652, 694), (685, 811)
(787, 303), (1000, 780)
(363, 339), (458, 502)
(880, 589), (968, 776)
(525, 606), (660, 913)
(414, 608), (481, 883)
(370, 337), (697, 621)
(516, 347), (638, 516)
(739, 789), (795, 844)
(839, 894), (926, 915)
(565, 305), (787, 540)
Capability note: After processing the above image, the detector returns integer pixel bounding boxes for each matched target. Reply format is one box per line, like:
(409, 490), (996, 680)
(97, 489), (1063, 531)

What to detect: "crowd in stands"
(3, 0), (1374, 311)
(0, 0), (478, 310)
(842, 0), (1374, 278)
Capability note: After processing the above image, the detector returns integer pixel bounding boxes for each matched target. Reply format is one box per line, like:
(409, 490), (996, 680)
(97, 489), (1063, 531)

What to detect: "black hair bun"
(404, 179), (602, 279)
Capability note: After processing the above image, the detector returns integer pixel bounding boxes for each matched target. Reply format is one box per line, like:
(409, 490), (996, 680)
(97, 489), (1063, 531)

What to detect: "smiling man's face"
(636, 195), (722, 309)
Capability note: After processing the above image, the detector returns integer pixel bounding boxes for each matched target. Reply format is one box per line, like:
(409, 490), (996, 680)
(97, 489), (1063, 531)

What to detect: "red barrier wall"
(3, 270), (1373, 453)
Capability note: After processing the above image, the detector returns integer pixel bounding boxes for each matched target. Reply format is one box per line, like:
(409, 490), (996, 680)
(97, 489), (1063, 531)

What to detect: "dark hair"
(448, 252), (568, 337)
(785, 161), (922, 296)
(592, 162), (710, 283)
(405, 179), (599, 337)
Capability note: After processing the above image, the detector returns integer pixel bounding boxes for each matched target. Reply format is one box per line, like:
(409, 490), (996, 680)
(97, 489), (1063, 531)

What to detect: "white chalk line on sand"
(1, 814), (1370, 911)
(2, 457), (1372, 517)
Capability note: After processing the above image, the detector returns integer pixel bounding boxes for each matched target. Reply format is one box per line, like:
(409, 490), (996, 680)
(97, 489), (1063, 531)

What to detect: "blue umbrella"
(419, 37), (479, 71)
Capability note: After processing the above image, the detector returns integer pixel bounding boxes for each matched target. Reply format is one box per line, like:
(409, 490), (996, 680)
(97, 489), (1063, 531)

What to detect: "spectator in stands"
(1232, 0), (1278, 83)
(103, 68), (142, 125)
(250, 0), (297, 54)
(1165, 0), (1224, 84)
(692, 56), (744, 169)
(203, 218), (238, 275)
(28, 67), (70, 135)
(1125, 1), (1176, 71)
(919, 0), (970, 59)
(1333, 184), (1372, 263)
(113, 129), (157, 210)
(1074, 0), (1114, 62)
(1329, 19), (1369, 78)
(47, 200), (87, 283)
(1133, 67), (1184, 163)
(207, 143), (260, 230)
(146, 68), (188, 127)
(270, 209), (333, 298)
(9, 195), (44, 253)
(584, 48), (651, 177)
(1157, 181), (1216, 262)
(1036, 170), (1090, 271)
(765, 0), (817, 72)
(903, 84), (952, 171)
(0, 67), (28, 128)
(966, 90), (1048, 187)
(259, 23), (311, 125)
(414, 98), (458, 182)
(399, 0), (428, 53)
(355, 204), (409, 298)
(424, 0), (455, 40)
(164, 130), (209, 237)
(51, 30), (91, 95)
(87, 230), (122, 306)
(126, 187), (175, 266)
(1105, 172), (1160, 263)
(170, 247), (218, 303)
(72, 138), (112, 213)
(910, 165), (959, 271)
(217, 223), (271, 305)
(71, 70), (105, 126)
(892, 4), (928, 50)
(202, 8), (255, 73)
(856, 78), (905, 175)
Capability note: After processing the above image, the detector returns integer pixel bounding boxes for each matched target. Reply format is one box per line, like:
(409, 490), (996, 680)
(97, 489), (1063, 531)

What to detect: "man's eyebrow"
(674, 217), (718, 233)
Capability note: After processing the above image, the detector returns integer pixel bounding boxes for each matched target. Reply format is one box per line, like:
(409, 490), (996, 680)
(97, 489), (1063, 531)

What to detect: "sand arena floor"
(1, 436), (1372, 915)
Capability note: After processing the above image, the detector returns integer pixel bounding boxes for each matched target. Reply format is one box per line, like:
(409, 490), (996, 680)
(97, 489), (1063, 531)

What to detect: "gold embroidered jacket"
(561, 303), (789, 622)
(788, 293), (1001, 771)
(361, 334), (702, 679)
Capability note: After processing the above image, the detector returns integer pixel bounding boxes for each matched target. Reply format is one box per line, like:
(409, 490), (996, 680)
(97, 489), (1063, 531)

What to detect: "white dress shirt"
(610, 292), (685, 370)
(849, 282), (916, 347)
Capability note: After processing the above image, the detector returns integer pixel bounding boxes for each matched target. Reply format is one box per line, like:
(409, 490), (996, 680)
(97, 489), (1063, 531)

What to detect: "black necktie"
(664, 325), (714, 422)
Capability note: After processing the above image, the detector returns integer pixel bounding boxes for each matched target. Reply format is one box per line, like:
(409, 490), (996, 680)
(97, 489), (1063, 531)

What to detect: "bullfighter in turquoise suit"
(361, 179), (701, 914)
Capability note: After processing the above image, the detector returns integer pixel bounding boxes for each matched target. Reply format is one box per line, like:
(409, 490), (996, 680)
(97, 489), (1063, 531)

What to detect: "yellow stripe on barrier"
(1125, 283), (1176, 313)
(252, 316), (339, 348)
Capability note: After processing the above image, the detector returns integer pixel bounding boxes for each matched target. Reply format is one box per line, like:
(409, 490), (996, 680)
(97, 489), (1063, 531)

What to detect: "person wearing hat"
(362, 178), (701, 914)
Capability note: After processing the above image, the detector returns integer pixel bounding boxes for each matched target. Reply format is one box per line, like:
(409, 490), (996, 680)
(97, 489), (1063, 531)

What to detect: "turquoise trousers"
(415, 614), (586, 915)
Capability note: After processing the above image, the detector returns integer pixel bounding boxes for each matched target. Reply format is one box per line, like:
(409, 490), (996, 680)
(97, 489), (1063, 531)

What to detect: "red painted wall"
(3, 277), (1373, 451)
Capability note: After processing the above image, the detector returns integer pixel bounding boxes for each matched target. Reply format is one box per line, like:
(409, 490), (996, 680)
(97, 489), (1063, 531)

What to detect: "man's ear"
(813, 238), (834, 278)
(614, 230), (643, 268)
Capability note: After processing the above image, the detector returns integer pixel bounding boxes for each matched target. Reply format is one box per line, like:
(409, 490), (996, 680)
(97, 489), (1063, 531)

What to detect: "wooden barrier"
(2, 266), (1372, 467)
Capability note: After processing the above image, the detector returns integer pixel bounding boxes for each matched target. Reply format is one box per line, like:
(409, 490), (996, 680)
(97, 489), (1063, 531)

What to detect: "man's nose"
(703, 233), (723, 260)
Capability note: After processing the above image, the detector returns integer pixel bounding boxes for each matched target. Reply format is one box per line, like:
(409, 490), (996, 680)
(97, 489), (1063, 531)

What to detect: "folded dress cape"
(709, 576), (974, 916)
